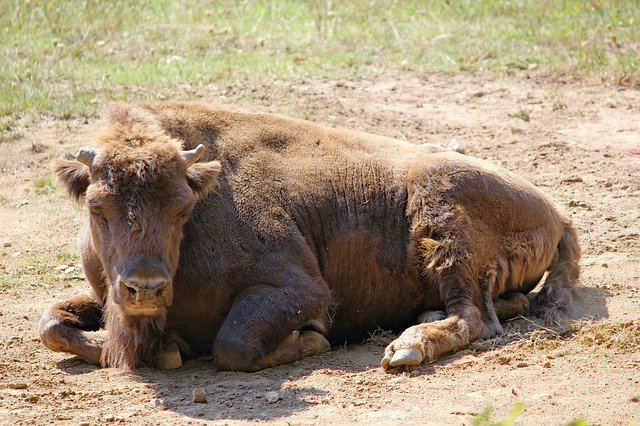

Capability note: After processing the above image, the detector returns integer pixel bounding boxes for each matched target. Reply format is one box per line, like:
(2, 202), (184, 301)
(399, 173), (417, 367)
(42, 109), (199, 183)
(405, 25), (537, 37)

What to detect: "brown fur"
(39, 102), (580, 371)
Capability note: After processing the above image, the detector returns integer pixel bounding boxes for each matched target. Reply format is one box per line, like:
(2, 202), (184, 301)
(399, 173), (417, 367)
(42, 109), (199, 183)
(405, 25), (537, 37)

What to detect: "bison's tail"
(530, 219), (581, 325)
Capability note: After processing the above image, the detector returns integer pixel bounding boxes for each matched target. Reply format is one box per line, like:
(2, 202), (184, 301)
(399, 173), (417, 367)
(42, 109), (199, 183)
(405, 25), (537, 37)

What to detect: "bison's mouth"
(120, 304), (167, 317)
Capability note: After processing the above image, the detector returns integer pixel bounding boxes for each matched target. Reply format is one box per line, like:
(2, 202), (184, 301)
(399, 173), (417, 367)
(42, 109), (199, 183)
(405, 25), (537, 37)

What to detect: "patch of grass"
(33, 175), (56, 196)
(572, 320), (640, 352)
(566, 419), (589, 426)
(55, 251), (78, 264)
(25, 254), (51, 276)
(30, 142), (48, 153)
(509, 108), (531, 122)
(367, 328), (396, 347)
(480, 319), (640, 363)
(1, 1), (639, 118)
(0, 116), (23, 143)
(24, 254), (60, 286)
(0, 274), (22, 288)
(2, 253), (76, 289)
(472, 402), (524, 426)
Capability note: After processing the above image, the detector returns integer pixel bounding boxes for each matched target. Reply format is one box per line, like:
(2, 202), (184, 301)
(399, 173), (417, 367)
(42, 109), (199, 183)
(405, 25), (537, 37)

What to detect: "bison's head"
(54, 107), (221, 319)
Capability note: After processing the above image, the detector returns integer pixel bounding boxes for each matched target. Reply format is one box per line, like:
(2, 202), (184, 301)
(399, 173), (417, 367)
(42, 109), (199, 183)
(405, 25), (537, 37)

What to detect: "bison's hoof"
(157, 342), (182, 370)
(300, 330), (331, 356)
(381, 347), (424, 370)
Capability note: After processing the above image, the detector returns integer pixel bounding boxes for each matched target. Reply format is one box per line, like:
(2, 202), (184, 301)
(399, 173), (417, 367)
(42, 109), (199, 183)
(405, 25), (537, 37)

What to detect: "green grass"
(0, 116), (23, 142)
(55, 251), (79, 264)
(1, 254), (61, 289)
(472, 403), (588, 426)
(472, 402), (524, 426)
(1, 0), (639, 119)
(33, 175), (56, 195)
(0, 274), (21, 289)
(25, 254), (52, 276)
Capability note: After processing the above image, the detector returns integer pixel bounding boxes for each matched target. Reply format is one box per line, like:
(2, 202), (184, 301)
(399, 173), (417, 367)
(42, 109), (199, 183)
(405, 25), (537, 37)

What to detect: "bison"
(39, 102), (580, 372)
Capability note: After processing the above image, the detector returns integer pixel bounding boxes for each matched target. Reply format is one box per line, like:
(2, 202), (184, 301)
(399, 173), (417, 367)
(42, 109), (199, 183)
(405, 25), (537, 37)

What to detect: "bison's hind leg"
(39, 293), (104, 365)
(529, 222), (580, 325)
(382, 266), (497, 370)
(418, 292), (529, 337)
(382, 217), (508, 369)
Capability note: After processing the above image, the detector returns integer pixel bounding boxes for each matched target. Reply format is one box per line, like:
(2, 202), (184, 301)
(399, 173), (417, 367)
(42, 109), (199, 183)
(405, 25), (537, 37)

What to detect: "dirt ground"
(0, 74), (639, 425)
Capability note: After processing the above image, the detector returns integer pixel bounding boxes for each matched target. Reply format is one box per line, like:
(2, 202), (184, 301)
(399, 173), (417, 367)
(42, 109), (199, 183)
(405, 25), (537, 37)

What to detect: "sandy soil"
(0, 74), (639, 425)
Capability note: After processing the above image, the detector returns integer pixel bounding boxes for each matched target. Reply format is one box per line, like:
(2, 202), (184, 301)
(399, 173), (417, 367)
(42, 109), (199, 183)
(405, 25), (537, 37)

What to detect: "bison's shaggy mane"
(101, 291), (167, 369)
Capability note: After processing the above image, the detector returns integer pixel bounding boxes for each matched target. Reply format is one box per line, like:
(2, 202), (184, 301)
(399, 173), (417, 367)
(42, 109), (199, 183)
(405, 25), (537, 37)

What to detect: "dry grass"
(366, 328), (396, 347)
(468, 318), (640, 366)
(571, 319), (640, 352)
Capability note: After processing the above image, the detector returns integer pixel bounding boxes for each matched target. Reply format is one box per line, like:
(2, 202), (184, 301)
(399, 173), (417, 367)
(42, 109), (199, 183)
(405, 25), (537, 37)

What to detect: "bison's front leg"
(39, 293), (104, 365)
(213, 272), (331, 372)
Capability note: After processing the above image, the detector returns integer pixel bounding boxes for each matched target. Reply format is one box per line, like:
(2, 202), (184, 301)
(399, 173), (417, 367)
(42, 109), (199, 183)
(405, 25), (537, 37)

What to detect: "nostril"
(155, 281), (170, 297)
(123, 283), (138, 297)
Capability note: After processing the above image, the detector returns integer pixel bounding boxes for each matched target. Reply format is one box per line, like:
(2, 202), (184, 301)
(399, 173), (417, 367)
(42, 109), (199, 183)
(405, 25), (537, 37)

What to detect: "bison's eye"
(174, 212), (190, 225)
(90, 211), (109, 230)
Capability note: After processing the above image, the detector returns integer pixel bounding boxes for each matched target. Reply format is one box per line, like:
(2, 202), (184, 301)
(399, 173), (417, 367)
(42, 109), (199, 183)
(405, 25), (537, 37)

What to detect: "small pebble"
(192, 387), (207, 403)
(150, 398), (166, 409)
(448, 137), (465, 154)
(543, 361), (552, 368)
(64, 266), (75, 274)
(516, 362), (529, 368)
(265, 391), (281, 403)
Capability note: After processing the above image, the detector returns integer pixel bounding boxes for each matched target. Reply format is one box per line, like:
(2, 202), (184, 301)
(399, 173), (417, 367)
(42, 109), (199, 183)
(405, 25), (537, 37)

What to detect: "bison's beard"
(101, 290), (167, 369)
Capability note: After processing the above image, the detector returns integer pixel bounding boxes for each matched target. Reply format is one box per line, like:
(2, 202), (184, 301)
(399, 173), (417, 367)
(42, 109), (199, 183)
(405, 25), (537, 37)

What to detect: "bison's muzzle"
(115, 268), (172, 316)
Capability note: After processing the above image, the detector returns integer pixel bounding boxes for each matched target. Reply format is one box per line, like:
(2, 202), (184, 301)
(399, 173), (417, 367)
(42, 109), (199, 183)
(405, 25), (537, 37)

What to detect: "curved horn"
(76, 146), (98, 168)
(181, 144), (206, 167)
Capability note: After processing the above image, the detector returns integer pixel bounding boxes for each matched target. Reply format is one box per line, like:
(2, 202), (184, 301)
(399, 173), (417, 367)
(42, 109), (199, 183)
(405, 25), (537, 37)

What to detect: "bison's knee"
(212, 331), (261, 371)
(39, 307), (70, 353)
(39, 298), (104, 365)
(213, 330), (330, 372)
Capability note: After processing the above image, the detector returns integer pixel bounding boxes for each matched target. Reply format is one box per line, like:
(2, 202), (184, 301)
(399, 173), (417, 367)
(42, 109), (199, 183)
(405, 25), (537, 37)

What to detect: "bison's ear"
(187, 161), (221, 200)
(52, 159), (91, 201)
